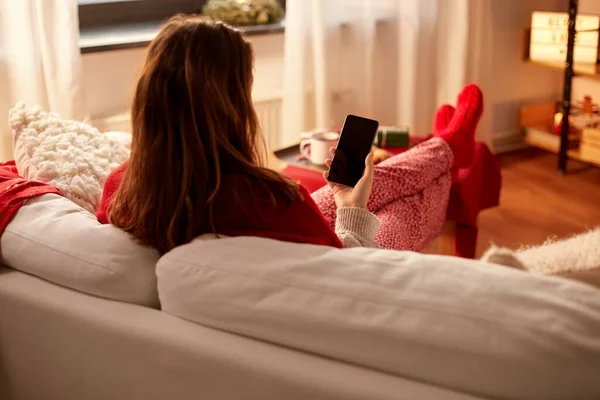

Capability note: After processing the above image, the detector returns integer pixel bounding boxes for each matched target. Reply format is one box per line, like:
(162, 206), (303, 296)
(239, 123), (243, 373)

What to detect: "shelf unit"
(528, 59), (600, 80)
(524, 0), (600, 173)
(522, 126), (585, 163)
(519, 99), (600, 168)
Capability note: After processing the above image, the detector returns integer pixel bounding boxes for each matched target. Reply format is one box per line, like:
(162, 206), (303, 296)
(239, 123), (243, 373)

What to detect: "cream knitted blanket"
(481, 228), (600, 288)
(9, 103), (130, 213)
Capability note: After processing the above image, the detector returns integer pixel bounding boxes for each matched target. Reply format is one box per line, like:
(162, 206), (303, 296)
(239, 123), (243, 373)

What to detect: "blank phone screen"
(327, 114), (379, 187)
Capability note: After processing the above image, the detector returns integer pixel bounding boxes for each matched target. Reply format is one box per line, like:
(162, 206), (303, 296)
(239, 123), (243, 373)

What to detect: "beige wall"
(82, 33), (285, 122)
(489, 0), (565, 146)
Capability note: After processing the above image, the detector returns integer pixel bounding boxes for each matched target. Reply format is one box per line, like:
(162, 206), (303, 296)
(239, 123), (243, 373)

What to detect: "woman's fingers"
(364, 151), (375, 174)
(329, 147), (336, 157)
(325, 158), (332, 168)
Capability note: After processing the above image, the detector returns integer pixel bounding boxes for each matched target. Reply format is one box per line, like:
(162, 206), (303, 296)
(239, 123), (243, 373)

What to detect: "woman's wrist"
(336, 202), (367, 210)
(334, 196), (368, 210)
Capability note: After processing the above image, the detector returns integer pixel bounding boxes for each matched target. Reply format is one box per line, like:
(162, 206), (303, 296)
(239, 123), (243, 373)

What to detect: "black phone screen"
(327, 114), (379, 187)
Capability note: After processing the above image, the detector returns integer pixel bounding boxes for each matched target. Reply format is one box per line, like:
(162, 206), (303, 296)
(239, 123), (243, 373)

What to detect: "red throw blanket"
(0, 161), (61, 237)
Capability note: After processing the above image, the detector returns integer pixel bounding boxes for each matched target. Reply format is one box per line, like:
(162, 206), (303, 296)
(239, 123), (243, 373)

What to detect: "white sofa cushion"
(1, 194), (160, 307)
(157, 237), (600, 400)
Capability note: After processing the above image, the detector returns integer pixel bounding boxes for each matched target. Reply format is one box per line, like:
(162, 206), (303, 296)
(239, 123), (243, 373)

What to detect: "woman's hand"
(323, 147), (374, 210)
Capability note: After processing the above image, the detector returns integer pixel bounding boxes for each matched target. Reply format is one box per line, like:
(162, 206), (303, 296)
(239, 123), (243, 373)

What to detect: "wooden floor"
(476, 148), (600, 258)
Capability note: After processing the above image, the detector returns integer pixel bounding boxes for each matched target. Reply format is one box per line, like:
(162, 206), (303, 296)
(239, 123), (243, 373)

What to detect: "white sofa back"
(0, 194), (160, 307)
(158, 237), (600, 400)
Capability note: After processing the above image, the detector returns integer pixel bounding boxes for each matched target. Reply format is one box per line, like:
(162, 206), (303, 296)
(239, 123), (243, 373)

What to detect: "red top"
(97, 161), (342, 248)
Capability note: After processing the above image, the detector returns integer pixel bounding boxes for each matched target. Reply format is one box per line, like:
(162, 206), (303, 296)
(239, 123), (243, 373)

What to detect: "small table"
(273, 141), (502, 258)
(273, 145), (330, 172)
(274, 136), (425, 168)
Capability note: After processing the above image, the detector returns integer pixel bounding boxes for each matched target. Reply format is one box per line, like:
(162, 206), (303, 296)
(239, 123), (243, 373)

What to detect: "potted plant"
(203, 0), (284, 26)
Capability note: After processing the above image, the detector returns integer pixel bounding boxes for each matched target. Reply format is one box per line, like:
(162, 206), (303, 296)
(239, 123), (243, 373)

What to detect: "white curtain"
(0, 0), (84, 161)
(282, 0), (493, 149)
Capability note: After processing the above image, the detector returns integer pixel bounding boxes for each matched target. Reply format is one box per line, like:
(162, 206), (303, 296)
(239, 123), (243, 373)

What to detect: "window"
(78, 0), (286, 30)
(78, 0), (287, 53)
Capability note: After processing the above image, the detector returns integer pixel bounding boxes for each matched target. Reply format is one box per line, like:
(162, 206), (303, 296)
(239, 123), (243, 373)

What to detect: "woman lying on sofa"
(97, 15), (483, 254)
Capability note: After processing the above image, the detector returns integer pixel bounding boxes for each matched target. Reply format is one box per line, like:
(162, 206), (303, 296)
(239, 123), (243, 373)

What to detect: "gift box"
(374, 126), (410, 148)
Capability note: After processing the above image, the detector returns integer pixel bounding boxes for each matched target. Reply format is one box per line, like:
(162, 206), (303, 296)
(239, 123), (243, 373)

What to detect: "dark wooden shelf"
(519, 102), (600, 169)
(523, 3), (600, 172)
(528, 59), (600, 80)
(523, 126), (600, 167)
(523, 28), (600, 79)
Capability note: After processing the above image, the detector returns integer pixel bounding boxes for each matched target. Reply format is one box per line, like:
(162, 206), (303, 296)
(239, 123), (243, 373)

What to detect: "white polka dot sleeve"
(335, 207), (381, 248)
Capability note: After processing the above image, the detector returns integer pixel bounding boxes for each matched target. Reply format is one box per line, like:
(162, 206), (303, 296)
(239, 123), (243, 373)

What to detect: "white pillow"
(157, 237), (600, 400)
(1, 194), (160, 307)
(9, 103), (130, 213)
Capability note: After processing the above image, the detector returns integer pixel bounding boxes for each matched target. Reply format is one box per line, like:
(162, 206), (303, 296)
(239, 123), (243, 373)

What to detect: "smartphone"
(327, 114), (379, 187)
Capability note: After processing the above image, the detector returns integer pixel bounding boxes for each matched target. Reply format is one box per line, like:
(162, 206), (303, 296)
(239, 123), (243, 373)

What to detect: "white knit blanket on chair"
(482, 228), (600, 276)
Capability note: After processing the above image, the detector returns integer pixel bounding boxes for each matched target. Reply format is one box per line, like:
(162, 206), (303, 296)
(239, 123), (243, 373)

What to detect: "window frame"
(78, 0), (286, 30)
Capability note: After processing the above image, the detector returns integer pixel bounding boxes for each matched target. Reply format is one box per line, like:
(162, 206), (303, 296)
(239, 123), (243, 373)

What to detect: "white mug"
(299, 132), (340, 165)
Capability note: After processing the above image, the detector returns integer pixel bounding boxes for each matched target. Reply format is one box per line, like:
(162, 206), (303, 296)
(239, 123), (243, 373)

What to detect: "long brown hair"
(108, 15), (299, 254)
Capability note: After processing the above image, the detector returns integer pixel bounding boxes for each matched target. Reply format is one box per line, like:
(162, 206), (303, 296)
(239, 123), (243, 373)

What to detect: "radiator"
(91, 113), (131, 133)
(93, 98), (283, 151)
(492, 130), (528, 154)
(254, 98), (282, 151)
